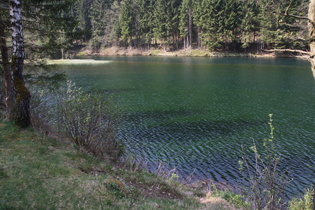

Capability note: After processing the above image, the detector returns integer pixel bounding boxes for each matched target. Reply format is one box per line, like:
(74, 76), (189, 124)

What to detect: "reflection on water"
(63, 56), (315, 199)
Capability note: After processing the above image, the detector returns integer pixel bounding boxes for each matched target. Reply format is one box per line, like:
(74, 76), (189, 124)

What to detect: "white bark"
(10, 0), (31, 127)
(308, 0), (315, 78)
(10, 0), (24, 69)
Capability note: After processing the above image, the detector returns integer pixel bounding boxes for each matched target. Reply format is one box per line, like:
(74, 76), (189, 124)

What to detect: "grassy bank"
(0, 121), (239, 209)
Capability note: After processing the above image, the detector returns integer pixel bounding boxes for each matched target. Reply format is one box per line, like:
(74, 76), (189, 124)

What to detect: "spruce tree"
(240, 0), (260, 50)
(192, 0), (205, 49)
(120, 0), (133, 46)
(74, 0), (93, 41)
(90, 0), (107, 52)
(179, 0), (193, 48)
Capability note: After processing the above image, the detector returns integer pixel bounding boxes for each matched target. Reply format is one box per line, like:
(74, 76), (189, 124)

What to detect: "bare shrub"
(30, 80), (123, 161)
(239, 114), (290, 210)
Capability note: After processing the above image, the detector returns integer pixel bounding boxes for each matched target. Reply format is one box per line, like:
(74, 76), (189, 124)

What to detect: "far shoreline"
(75, 46), (309, 60)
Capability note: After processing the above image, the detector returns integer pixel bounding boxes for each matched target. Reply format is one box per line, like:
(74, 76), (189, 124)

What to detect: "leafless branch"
(284, 0), (315, 27)
(0, 62), (10, 65)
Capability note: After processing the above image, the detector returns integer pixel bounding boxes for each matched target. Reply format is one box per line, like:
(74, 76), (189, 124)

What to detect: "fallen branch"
(262, 49), (310, 55)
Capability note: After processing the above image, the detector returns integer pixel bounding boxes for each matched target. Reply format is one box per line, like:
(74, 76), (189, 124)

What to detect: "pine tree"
(90, 0), (108, 52)
(258, 0), (298, 49)
(120, 0), (133, 46)
(179, 0), (193, 48)
(103, 0), (121, 47)
(134, 0), (153, 48)
(196, 0), (225, 50)
(152, 0), (167, 47)
(192, 0), (205, 49)
(74, 0), (93, 41)
(240, 0), (260, 50)
(222, 0), (242, 50)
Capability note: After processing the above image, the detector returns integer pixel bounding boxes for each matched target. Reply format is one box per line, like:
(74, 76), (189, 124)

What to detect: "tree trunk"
(10, 0), (31, 127)
(188, 5), (192, 47)
(0, 11), (15, 120)
(61, 48), (64, 60)
(308, 0), (315, 78)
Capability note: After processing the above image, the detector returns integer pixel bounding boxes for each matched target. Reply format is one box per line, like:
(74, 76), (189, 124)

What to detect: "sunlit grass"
(0, 121), (211, 209)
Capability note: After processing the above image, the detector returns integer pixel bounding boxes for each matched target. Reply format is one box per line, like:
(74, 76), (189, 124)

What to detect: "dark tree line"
(72, 0), (309, 53)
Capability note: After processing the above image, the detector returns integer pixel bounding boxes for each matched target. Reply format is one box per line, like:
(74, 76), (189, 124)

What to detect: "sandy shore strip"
(47, 59), (113, 65)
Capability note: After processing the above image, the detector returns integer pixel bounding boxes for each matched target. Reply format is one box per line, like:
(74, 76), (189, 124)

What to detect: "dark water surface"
(61, 56), (315, 198)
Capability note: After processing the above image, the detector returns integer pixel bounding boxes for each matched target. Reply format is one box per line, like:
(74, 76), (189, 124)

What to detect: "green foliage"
(20, 0), (79, 59)
(74, 0), (93, 40)
(68, 0), (309, 53)
(0, 0), (310, 60)
(169, 172), (180, 183)
(258, 0), (308, 50)
(89, 0), (107, 51)
(179, 0), (193, 48)
(120, 0), (134, 46)
(213, 190), (250, 209)
(289, 188), (314, 210)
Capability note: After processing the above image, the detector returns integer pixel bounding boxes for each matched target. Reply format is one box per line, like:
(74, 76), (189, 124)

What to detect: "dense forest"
(1, 0), (310, 59)
(69, 0), (309, 54)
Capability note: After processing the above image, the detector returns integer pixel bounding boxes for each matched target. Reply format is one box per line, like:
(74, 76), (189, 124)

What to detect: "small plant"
(169, 173), (179, 183)
(103, 179), (142, 209)
(155, 162), (177, 180)
(289, 188), (314, 210)
(212, 190), (250, 209)
(105, 179), (126, 199)
(125, 185), (142, 210)
(239, 114), (290, 210)
(0, 167), (8, 178)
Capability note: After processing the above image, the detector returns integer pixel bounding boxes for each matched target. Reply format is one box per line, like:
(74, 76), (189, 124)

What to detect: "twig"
(313, 183), (315, 210)
(284, 0), (315, 27)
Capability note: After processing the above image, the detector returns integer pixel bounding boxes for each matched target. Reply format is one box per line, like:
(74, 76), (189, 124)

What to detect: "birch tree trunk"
(309, 0), (315, 78)
(10, 0), (31, 127)
(0, 10), (15, 120)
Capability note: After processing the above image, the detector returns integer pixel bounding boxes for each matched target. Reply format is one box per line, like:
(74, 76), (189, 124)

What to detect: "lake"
(60, 56), (315, 198)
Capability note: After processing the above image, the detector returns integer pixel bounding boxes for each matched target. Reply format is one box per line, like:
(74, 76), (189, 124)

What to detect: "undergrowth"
(30, 80), (123, 161)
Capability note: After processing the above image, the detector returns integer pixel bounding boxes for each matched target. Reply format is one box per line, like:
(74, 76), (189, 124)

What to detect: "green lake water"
(60, 56), (315, 198)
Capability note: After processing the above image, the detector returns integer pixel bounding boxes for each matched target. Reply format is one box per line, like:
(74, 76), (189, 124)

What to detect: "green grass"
(2, 120), (236, 209)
